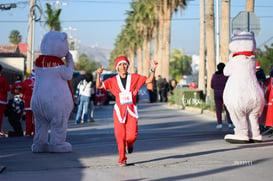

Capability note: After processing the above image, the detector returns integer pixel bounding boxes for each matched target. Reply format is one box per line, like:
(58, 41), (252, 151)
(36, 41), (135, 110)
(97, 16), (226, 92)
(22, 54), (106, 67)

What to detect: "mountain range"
(78, 44), (112, 68)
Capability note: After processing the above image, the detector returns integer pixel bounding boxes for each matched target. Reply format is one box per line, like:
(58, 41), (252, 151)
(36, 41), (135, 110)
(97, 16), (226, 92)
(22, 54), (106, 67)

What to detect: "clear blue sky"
(1, 0), (273, 55)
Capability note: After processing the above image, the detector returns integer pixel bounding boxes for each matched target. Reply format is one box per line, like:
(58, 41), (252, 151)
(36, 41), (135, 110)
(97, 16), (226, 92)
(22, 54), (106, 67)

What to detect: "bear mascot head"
(31, 31), (74, 153)
(223, 30), (265, 144)
(40, 31), (69, 58)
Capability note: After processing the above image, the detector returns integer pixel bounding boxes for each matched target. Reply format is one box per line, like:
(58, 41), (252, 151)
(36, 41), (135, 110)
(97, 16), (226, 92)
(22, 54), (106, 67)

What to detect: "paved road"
(0, 101), (273, 181)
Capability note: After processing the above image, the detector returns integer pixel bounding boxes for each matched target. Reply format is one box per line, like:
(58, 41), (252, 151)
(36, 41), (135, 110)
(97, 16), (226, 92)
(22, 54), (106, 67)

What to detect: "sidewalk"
(0, 101), (273, 181)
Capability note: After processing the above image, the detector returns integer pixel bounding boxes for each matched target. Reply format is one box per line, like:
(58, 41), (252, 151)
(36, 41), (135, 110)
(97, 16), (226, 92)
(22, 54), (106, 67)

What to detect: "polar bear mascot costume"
(223, 30), (265, 144)
(31, 31), (74, 152)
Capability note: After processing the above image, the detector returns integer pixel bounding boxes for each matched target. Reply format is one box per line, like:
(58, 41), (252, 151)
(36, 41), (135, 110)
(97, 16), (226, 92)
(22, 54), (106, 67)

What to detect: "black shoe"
(0, 165), (6, 173)
(249, 139), (263, 143)
(126, 146), (133, 154)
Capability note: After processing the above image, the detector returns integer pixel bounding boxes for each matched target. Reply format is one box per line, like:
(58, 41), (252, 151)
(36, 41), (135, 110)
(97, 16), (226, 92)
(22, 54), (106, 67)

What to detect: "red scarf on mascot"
(35, 55), (74, 101)
(232, 51), (254, 57)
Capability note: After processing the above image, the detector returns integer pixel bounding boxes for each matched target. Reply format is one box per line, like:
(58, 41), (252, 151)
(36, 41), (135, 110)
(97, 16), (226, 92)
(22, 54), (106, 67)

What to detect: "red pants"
(113, 111), (138, 163)
(0, 104), (6, 131)
(265, 104), (273, 127)
(25, 110), (35, 136)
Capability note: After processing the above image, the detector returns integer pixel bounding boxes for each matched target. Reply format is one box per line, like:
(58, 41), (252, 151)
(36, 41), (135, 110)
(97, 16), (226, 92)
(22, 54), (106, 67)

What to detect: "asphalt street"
(0, 100), (273, 181)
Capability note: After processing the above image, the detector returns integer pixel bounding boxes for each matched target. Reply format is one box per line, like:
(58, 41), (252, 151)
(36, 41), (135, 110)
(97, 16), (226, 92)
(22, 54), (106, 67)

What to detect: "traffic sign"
(232, 11), (261, 36)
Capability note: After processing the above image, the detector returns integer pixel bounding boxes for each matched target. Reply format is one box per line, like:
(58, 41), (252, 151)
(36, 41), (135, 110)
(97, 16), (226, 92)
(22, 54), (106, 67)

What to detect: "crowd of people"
(0, 55), (272, 167)
(0, 65), (35, 137)
(71, 71), (107, 124)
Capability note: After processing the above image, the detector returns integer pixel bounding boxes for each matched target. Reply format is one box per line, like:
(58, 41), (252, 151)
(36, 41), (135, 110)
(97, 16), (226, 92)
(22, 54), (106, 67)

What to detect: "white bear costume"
(31, 31), (74, 152)
(223, 31), (265, 143)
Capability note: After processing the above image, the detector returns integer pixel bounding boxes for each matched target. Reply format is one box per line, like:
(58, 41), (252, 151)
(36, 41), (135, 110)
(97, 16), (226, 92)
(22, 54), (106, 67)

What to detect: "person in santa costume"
(96, 56), (158, 167)
(264, 66), (273, 128)
(94, 87), (106, 108)
(11, 74), (23, 96)
(21, 70), (35, 136)
(0, 64), (10, 134)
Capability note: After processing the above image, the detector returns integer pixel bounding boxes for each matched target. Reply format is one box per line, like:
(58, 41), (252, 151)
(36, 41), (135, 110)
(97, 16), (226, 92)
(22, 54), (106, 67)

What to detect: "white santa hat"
(115, 56), (130, 71)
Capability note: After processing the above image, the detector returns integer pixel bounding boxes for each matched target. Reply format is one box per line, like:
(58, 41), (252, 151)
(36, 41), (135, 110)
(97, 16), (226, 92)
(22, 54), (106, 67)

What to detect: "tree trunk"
(246, 0), (255, 12)
(162, 1), (171, 80)
(128, 49), (135, 73)
(143, 30), (150, 77)
(206, 0), (216, 104)
(137, 46), (143, 75)
(152, 24), (158, 65)
(220, 0), (230, 64)
(156, 6), (164, 77)
(198, 0), (206, 94)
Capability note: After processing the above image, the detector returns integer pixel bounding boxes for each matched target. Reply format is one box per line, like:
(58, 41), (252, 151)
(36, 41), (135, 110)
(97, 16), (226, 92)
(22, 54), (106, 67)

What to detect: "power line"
(2, 15), (273, 23)
(46, 0), (129, 4)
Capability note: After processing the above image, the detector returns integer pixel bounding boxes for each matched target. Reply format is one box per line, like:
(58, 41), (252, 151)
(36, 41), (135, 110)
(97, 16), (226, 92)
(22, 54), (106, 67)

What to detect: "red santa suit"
(265, 77), (273, 127)
(0, 75), (10, 131)
(11, 80), (23, 95)
(21, 72), (35, 136)
(103, 71), (146, 164)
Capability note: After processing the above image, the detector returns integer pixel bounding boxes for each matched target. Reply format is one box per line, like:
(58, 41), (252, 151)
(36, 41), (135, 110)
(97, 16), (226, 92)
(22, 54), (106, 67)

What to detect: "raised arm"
(96, 66), (104, 89)
(145, 60), (158, 84)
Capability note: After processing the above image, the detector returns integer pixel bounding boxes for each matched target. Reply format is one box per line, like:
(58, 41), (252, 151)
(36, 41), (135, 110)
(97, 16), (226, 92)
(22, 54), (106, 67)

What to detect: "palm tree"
(206, 0), (216, 104)
(9, 30), (22, 45)
(111, 0), (188, 79)
(220, 0), (230, 64)
(127, 0), (156, 76)
(156, 0), (187, 79)
(45, 3), (62, 31)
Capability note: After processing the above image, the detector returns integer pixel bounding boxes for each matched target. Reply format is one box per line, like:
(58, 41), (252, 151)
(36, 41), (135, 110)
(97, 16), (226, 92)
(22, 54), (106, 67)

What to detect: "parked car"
(100, 73), (117, 105)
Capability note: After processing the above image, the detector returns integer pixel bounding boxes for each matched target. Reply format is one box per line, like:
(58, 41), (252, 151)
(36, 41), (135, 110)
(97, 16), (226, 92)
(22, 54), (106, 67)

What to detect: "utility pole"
(63, 26), (77, 49)
(26, 1), (41, 75)
(26, 0), (36, 75)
